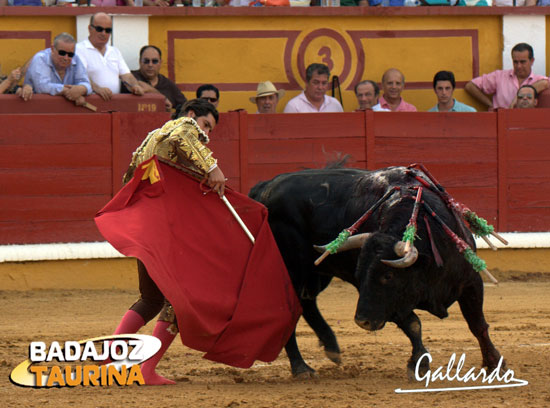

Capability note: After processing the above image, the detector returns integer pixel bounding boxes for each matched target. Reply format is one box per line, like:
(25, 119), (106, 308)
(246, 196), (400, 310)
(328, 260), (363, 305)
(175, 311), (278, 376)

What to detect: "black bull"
(249, 166), (504, 378)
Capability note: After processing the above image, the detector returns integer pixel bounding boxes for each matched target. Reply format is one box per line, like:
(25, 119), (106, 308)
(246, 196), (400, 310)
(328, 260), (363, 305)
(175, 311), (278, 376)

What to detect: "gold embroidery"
(123, 117), (217, 183)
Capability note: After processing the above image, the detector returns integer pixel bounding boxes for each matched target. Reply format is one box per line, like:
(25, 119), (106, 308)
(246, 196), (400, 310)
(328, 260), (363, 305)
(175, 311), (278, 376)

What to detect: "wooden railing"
(1, 103), (549, 244)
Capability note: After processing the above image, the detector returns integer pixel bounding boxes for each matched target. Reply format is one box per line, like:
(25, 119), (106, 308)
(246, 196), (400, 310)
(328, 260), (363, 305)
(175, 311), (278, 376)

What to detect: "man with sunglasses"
(75, 12), (143, 101)
(514, 85), (538, 109)
(18, 32), (91, 105)
(196, 84), (220, 108)
(121, 45), (187, 112)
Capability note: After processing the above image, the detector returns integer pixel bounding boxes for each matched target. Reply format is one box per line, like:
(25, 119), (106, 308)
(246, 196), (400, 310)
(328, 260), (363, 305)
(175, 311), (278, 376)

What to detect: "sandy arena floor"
(1, 276), (549, 407)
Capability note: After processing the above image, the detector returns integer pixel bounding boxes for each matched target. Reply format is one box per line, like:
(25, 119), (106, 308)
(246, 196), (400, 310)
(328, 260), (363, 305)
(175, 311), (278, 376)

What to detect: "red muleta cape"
(95, 157), (301, 368)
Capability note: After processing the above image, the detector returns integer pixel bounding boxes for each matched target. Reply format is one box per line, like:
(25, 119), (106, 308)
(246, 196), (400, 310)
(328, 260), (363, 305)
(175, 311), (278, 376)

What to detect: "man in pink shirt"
(284, 63), (343, 113)
(465, 43), (548, 110)
(375, 68), (417, 112)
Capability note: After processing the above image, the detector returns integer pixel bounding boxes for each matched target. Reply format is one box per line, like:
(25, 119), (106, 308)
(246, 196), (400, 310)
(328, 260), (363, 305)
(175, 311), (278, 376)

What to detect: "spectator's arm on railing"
(120, 73), (145, 96)
(0, 68), (21, 94)
(90, 79), (113, 101)
(465, 81), (492, 111)
(532, 78), (549, 94)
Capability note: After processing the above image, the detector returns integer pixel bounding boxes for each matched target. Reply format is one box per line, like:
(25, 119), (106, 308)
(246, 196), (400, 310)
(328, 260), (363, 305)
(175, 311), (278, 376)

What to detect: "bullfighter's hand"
(207, 166), (226, 197)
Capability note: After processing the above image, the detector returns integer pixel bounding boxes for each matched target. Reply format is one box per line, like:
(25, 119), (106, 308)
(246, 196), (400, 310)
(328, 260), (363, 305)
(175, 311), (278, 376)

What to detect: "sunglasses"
(91, 24), (113, 34)
(57, 49), (75, 58)
(201, 97), (218, 103)
(142, 58), (160, 65)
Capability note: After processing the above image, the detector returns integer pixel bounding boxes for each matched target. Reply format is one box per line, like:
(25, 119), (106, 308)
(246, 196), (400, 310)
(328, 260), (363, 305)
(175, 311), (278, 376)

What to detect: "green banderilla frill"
(463, 247), (487, 273)
(326, 230), (351, 254)
(402, 224), (417, 245)
(464, 211), (494, 237)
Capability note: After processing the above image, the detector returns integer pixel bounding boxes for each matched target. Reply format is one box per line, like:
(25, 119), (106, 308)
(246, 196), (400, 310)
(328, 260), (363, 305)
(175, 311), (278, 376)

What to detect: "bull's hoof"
(293, 369), (320, 380)
(292, 363), (319, 380)
(484, 356), (508, 376)
(324, 350), (342, 365)
(407, 359), (429, 383)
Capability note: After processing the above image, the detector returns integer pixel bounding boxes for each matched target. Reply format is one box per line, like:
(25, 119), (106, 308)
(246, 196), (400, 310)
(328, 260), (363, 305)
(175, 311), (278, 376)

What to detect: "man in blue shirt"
(19, 32), (92, 106)
(429, 70), (476, 112)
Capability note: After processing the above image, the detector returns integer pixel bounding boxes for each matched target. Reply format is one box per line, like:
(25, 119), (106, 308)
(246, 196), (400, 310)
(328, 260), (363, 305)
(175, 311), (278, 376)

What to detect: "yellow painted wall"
(0, 14), (502, 112)
(0, 17), (75, 77)
(149, 15), (502, 113)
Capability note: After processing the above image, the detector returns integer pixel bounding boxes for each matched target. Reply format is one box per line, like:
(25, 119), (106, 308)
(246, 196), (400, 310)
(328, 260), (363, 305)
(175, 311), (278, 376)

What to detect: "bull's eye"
(380, 271), (394, 285)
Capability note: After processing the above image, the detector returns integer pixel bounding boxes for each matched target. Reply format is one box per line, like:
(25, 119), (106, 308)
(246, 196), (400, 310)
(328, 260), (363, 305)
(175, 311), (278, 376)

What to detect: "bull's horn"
(313, 233), (372, 254)
(313, 233), (372, 266)
(381, 241), (418, 268)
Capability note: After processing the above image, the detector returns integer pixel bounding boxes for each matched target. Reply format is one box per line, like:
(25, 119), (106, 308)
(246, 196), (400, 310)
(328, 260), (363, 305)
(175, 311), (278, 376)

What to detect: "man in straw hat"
(250, 81), (285, 113)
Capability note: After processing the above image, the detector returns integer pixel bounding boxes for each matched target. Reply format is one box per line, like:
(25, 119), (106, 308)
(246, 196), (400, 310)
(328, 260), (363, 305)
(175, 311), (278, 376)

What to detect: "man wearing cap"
(250, 81), (285, 113)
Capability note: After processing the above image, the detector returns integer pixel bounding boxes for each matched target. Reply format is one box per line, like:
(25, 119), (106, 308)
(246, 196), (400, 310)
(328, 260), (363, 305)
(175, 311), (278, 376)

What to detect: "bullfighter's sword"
(220, 195), (255, 244)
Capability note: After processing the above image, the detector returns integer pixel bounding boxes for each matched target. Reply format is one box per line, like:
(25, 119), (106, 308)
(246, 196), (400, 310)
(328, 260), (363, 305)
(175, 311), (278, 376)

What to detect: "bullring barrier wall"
(1, 7), (550, 112)
(1, 97), (549, 246)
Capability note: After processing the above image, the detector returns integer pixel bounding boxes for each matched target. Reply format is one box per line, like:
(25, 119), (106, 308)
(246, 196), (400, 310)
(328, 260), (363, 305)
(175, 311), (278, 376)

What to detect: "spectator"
(341, 0), (402, 4)
(354, 79), (388, 111)
(9, 0), (42, 4)
(0, 67), (21, 94)
(514, 85), (538, 109)
(142, 0), (185, 5)
(429, 70), (476, 112)
(76, 12), (144, 101)
(196, 84), (219, 108)
(249, 81), (285, 113)
(283, 63), (343, 113)
(121, 45), (187, 112)
(91, 0), (136, 5)
(18, 33), (91, 106)
(493, 0), (535, 4)
(376, 68), (417, 112)
(465, 43), (548, 110)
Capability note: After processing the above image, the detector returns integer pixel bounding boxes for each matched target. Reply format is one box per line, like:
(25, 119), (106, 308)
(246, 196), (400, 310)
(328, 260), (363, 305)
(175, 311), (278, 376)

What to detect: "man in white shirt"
(284, 63), (343, 113)
(75, 12), (143, 101)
